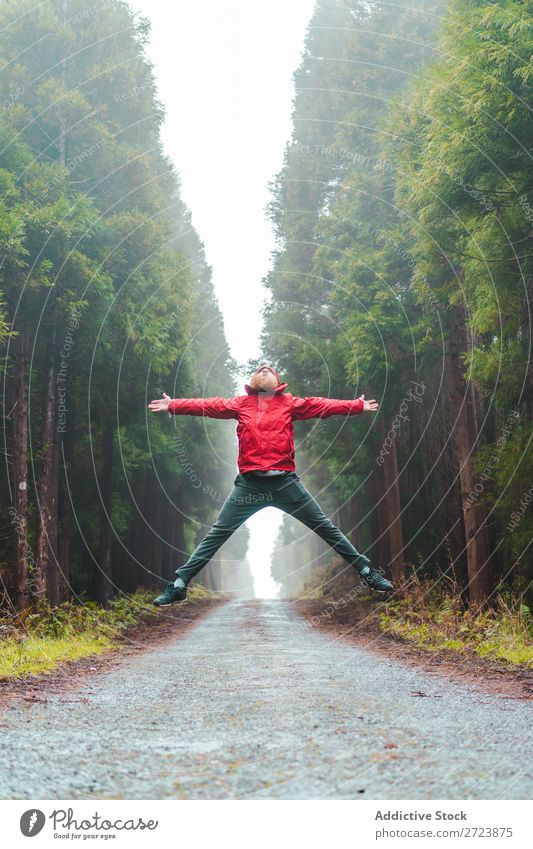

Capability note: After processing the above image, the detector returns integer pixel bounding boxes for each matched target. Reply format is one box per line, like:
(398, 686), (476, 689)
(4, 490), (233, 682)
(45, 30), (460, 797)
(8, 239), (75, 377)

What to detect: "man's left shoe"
(153, 581), (187, 606)
(359, 566), (393, 592)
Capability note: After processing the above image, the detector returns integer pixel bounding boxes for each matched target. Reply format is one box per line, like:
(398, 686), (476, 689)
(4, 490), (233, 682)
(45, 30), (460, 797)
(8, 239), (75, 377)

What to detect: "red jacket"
(168, 382), (364, 473)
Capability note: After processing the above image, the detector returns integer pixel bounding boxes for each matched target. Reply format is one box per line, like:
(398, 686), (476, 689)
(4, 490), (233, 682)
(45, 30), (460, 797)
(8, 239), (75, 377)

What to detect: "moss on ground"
(296, 559), (533, 669)
(379, 593), (533, 668)
(0, 584), (217, 680)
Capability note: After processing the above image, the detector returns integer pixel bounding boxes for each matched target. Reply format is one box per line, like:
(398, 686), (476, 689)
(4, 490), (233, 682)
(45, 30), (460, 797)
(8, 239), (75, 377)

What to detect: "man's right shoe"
(153, 581), (187, 606)
(359, 566), (393, 592)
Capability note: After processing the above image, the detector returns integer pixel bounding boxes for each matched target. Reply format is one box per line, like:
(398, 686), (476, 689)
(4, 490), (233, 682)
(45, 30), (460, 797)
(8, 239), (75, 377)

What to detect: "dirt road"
(0, 599), (531, 799)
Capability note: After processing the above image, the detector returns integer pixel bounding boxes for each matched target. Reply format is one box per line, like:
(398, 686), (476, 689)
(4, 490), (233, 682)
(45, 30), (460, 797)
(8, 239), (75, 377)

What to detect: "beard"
(248, 372), (279, 392)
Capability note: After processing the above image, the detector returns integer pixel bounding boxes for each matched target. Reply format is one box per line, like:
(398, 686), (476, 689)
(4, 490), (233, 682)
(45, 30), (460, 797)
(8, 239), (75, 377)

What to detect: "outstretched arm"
(147, 392), (240, 419)
(291, 393), (378, 420)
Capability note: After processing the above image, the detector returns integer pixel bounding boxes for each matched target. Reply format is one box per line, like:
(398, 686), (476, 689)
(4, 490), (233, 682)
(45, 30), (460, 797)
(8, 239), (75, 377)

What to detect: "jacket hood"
(244, 365), (287, 395)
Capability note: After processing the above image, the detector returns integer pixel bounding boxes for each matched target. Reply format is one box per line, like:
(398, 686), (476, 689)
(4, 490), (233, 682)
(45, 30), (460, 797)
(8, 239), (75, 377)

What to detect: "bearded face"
(248, 365), (279, 392)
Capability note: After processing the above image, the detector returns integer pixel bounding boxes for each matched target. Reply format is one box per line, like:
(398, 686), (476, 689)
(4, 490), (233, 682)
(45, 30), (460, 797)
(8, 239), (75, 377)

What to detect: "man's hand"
(148, 392), (171, 413)
(359, 394), (378, 412)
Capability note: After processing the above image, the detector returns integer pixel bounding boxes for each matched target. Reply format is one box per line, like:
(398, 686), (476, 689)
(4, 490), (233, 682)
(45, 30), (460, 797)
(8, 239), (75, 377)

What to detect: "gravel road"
(0, 599), (531, 799)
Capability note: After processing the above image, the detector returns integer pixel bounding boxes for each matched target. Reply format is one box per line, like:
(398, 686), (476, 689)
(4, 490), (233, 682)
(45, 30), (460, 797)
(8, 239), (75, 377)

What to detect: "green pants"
(175, 471), (370, 586)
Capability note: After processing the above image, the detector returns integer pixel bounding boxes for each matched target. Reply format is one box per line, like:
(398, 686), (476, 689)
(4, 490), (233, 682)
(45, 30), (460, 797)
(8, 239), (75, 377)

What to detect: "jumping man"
(148, 365), (393, 605)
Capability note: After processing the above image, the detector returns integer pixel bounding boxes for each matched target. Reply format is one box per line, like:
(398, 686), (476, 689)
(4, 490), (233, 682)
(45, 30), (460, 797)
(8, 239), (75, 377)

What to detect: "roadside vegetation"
(0, 586), (217, 679)
(379, 579), (533, 668)
(297, 560), (533, 669)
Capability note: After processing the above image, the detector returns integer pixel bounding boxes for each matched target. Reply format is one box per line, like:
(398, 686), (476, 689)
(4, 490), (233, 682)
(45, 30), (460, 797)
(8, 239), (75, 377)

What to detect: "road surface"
(0, 599), (531, 799)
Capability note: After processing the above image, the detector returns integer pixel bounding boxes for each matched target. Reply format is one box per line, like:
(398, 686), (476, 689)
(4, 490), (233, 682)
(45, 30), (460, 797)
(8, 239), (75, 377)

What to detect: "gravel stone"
(0, 599), (531, 799)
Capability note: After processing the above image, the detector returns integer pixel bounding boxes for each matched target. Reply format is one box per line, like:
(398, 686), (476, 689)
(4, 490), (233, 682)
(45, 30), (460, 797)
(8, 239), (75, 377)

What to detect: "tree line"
(266, 0), (532, 607)
(0, 0), (251, 610)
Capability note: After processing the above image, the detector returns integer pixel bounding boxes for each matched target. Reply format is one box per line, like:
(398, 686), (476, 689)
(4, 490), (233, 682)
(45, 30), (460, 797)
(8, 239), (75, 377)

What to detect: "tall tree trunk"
(124, 517), (137, 593)
(97, 422), (114, 605)
(374, 419), (406, 585)
(141, 472), (159, 590)
(368, 466), (391, 572)
(133, 509), (145, 590)
(132, 471), (159, 590)
(150, 494), (162, 587)
(56, 381), (75, 602)
(37, 0), (69, 606)
(448, 304), (493, 606)
(381, 431), (406, 585)
(11, 324), (30, 609)
(160, 500), (171, 580)
(166, 496), (184, 581)
(521, 274), (533, 420)
(57, 485), (71, 602)
(36, 327), (59, 602)
(172, 491), (186, 578)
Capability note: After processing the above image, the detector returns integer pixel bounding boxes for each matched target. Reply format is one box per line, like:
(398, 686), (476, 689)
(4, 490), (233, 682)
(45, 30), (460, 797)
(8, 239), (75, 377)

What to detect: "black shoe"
(359, 566), (393, 592)
(153, 581), (187, 606)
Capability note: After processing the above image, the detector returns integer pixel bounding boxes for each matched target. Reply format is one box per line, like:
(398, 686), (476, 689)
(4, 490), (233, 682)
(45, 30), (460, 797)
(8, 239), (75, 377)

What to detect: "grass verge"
(0, 584), (217, 680)
(296, 560), (533, 669)
(379, 585), (533, 668)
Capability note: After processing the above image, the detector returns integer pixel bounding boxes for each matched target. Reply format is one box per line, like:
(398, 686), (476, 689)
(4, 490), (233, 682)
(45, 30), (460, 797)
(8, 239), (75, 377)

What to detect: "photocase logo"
(20, 809), (46, 837)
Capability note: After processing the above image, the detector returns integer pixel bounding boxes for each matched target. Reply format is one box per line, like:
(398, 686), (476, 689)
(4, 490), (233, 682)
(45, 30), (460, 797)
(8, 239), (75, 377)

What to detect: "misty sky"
(131, 0), (317, 596)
